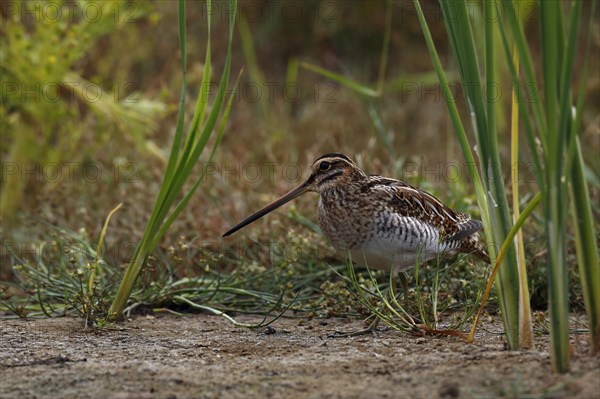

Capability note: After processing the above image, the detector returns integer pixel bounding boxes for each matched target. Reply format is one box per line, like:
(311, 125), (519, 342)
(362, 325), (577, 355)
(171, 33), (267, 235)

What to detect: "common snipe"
(223, 153), (490, 273)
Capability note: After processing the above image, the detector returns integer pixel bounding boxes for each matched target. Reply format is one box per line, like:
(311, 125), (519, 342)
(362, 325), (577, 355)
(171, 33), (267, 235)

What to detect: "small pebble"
(264, 326), (276, 335)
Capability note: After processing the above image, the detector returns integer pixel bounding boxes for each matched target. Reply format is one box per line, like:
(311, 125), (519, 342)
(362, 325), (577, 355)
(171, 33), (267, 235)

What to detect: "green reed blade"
(108, 0), (238, 320)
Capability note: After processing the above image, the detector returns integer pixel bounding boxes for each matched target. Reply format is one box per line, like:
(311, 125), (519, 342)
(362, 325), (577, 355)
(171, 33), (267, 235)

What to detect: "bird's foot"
(328, 318), (384, 338)
(328, 326), (380, 338)
(414, 324), (468, 339)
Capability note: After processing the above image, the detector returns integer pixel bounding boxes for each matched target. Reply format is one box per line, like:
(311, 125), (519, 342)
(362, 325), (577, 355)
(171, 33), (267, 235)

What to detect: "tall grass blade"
(183, 0), (212, 162)
(568, 1), (599, 353)
(510, 46), (534, 349)
(84, 203), (122, 326)
(496, 14), (543, 188)
(570, 138), (600, 353)
(418, 0), (522, 348)
(300, 62), (380, 97)
(469, 192), (541, 343)
(108, 0), (238, 321)
(149, 69), (244, 250)
(540, 0), (571, 373)
(377, 0), (393, 94)
(444, 0), (521, 349)
(412, 0), (490, 224)
(88, 203), (123, 296)
(501, 0), (548, 147)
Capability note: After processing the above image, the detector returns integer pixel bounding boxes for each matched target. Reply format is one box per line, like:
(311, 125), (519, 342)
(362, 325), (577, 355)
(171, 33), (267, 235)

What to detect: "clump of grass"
(414, 0), (599, 371)
(1, 226), (119, 324)
(0, 226), (285, 325)
(3, 219), (485, 328)
(0, 225), (362, 325)
(339, 254), (488, 337)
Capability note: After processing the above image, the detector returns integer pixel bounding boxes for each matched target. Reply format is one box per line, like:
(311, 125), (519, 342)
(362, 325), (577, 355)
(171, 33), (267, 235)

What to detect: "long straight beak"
(222, 181), (309, 237)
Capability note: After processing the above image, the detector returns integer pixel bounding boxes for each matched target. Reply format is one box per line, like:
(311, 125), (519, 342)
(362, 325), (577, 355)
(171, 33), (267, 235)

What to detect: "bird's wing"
(364, 176), (481, 241)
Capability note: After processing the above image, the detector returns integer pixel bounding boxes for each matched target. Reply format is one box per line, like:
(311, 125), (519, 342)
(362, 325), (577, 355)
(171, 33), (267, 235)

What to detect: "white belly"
(341, 215), (452, 273)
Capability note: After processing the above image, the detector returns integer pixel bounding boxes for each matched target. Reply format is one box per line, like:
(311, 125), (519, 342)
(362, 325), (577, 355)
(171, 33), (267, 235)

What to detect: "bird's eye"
(319, 161), (331, 171)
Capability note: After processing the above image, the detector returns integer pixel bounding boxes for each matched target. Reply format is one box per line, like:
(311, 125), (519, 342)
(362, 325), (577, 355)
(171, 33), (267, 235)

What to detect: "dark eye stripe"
(317, 170), (343, 186)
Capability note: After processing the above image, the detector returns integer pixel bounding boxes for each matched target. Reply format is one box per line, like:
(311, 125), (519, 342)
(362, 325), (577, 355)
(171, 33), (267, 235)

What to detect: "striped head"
(222, 152), (363, 237)
(305, 153), (366, 192)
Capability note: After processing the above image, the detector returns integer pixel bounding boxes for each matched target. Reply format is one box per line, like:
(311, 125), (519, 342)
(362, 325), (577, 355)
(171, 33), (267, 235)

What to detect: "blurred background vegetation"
(1, 0), (598, 315)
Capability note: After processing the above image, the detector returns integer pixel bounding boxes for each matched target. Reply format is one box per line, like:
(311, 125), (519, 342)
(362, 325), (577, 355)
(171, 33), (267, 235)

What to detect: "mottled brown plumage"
(223, 153), (490, 273)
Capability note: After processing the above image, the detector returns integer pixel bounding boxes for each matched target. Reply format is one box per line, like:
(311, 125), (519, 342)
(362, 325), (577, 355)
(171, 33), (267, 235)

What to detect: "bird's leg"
(390, 265), (416, 326)
(329, 263), (413, 338)
(396, 271), (410, 309)
(329, 273), (406, 338)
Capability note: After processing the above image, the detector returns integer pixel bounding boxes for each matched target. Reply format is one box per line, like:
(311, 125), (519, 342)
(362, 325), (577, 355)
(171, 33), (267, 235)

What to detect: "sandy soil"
(1, 314), (598, 399)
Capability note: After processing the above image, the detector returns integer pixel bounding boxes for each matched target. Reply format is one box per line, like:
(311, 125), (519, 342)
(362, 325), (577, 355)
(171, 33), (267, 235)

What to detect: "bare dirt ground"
(1, 314), (598, 399)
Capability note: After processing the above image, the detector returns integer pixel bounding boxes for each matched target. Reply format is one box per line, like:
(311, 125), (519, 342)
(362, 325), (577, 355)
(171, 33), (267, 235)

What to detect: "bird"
(223, 152), (490, 273)
(223, 152), (490, 336)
